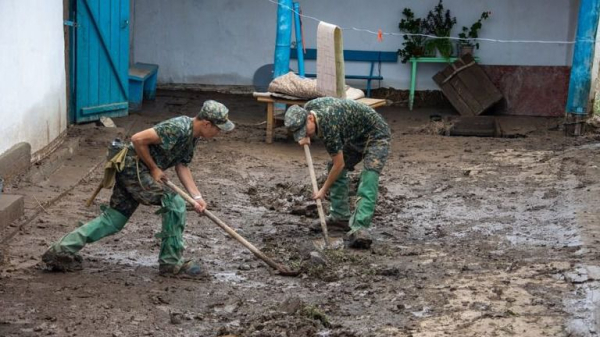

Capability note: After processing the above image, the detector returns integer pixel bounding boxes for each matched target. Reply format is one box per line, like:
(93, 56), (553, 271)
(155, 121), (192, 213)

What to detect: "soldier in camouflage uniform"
(285, 97), (390, 249)
(42, 100), (235, 278)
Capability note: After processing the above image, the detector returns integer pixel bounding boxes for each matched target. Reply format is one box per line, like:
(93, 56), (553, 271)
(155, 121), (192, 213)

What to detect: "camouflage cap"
(284, 105), (308, 142)
(197, 100), (235, 132)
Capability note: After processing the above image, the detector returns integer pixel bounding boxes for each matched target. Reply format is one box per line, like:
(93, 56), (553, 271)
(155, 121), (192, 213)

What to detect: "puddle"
(213, 271), (268, 289)
(90, 249), (157, 267)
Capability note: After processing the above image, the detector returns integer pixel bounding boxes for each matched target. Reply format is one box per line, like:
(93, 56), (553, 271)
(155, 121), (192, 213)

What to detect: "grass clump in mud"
(300, 305), (331, 328)
(223, 299), (333, 336)
(324, 248), (366, 264)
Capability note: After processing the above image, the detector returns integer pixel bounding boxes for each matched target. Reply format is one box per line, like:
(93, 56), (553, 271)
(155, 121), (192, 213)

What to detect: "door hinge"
(64, 20), (78, 28)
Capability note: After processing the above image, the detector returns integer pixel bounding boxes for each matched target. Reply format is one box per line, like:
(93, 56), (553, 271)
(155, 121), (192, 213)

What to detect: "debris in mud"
(308, 251), (328, 267)
(290, 204), (317, 217)
(223, 299), (332, 337)
(278, 297), (303, 314)
(0, 247), (7, 266)
(41, 250), (83, 272)
(248, 181), (316, 216)
(246, 186), (257, 195)
(406, 120), (454, 135)
(169, 310), (183, 325)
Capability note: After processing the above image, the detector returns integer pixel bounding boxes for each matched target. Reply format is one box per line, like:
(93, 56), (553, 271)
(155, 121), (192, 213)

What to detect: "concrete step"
(0, 125), (125, 241)
(0, 194), (24, 231)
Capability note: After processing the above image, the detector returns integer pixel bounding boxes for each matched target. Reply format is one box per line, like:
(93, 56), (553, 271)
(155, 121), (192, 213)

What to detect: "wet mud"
(1, 91), (600, 336)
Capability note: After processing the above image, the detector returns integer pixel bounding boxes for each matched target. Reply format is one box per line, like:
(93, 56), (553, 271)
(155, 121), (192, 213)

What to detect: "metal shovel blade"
(312, 236), (345, 251)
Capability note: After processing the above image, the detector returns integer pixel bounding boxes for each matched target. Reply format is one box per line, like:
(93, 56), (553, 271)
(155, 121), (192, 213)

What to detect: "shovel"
(303, 145), (344, 250)
(164, 180), (300, 277)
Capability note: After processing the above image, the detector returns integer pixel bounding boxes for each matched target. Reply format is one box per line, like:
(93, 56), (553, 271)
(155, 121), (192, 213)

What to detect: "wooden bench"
(255, 95), (386, 143)
(290, 48), (398, 97)
(128, 62), (159, 111)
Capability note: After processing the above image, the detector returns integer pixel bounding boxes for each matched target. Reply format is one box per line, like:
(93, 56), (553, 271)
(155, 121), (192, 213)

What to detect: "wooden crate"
(433, 54), (503, 116)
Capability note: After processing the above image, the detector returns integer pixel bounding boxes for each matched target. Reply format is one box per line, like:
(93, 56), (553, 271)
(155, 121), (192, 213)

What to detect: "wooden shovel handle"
(85, 182), (104, 207)
(303, 145), (330, 247)
(164, 180), (299, 276)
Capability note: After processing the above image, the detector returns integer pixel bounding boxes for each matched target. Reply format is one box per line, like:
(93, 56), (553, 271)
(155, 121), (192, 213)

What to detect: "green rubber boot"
(155, 193), (187, 268)
(43, 206), (129, 271)
(348, 170), (380, 249)
(155, 194), (207, 278)
(311, 169), (351, 232)
(329, 168), (351, 222)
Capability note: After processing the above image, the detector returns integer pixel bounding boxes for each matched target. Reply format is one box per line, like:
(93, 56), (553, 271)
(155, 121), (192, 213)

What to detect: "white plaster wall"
(0, 0), (67, 156)
(133, 0), (578, 90)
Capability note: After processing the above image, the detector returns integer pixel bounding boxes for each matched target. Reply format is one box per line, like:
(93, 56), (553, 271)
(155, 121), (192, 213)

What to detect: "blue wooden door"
(73, 0), (129, 123)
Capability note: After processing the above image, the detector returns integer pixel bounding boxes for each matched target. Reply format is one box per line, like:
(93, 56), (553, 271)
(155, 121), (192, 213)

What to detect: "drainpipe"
(273, 0), (293, 79)
(566, 0), (600, 135)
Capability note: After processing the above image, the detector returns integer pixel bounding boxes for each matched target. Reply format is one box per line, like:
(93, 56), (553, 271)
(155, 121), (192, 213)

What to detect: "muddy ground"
(2, 90), (600, 336)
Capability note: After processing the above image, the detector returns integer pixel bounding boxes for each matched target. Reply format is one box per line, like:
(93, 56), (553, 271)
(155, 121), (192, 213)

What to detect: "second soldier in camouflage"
(285, 97), (390, 249)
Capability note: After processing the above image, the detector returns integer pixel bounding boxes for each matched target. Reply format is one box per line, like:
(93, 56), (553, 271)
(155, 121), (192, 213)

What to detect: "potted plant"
(423, 0), (457, 58)
(458, 11), (491, 57)
(398, 8), (429, 63)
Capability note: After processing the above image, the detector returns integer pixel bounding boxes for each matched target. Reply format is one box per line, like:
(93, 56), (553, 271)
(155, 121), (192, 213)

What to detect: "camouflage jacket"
(127, 116), (198, 169)
(304, 97), (390, 155)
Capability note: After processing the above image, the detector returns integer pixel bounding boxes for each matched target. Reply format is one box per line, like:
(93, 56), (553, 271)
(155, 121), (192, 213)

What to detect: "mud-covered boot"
(346, 170), (379, 249)
(159, 259), (209, 279)
(156, 193), (209, 279)
(310, 216), (350, 233)
(310, 169), (351, 233)
(42, 206), (128, 272)
(347, 229), (373, 249)
(42, 248), (83, 272)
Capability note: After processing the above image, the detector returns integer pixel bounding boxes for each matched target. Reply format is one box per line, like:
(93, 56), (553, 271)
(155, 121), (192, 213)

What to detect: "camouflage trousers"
(334, 128), (390, 174)
(109, 155), (188, 267)
(110, 154), (169, 217)
(326, 127), (390, 229)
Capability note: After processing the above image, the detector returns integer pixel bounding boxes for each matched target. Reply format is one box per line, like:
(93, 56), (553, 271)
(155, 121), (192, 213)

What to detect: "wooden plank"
(449, 116), (500, 137)
(81, 102), (129, 115)
(256, 96), (308, 106)
(357, 98), (386, 109)
(129, 67), (153, 80)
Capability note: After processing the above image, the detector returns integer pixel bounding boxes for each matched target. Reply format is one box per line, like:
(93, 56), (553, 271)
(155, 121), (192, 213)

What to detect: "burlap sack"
(268, 72), (322, 99)
(268, 72), (365, 100)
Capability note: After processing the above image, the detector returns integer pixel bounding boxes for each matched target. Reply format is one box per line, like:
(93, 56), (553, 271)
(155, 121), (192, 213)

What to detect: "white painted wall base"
(0, 0), (68, 157)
